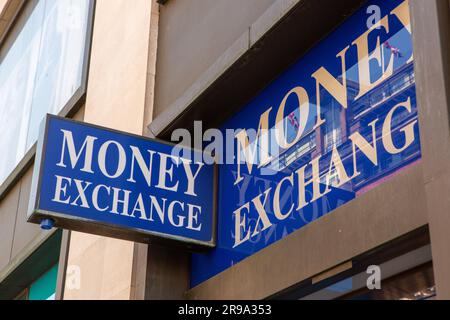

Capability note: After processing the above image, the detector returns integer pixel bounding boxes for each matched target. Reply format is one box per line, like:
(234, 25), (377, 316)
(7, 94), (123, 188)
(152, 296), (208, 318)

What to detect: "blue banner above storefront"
(28, 115), (216, 250)
(191, 0), (420, 285)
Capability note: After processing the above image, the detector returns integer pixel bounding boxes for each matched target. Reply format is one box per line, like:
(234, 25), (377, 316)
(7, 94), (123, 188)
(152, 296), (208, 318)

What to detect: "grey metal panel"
(11, 166), (43, 260)
(0, 181), (20, 272)
(153, 0), (276, 121)
(0, 230), (62, 300)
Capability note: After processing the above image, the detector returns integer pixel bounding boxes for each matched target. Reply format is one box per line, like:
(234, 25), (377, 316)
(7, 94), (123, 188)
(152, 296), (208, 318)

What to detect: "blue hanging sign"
(28, 115), (216, 250)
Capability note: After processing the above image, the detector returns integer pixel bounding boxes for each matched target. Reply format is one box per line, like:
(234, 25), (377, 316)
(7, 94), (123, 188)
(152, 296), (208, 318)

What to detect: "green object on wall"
(28, 264), (58, 300)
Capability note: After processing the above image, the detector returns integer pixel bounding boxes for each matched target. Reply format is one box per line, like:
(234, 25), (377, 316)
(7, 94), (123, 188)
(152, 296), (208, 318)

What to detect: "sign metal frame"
(28, 114), (217, 251)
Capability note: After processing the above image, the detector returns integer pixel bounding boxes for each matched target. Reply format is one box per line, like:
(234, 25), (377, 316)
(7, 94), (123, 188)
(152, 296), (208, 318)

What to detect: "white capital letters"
(57, 130), (97, 173)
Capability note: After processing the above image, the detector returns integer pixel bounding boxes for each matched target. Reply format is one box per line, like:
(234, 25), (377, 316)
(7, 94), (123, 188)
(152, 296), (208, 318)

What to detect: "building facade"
(0, 0), (450, 300)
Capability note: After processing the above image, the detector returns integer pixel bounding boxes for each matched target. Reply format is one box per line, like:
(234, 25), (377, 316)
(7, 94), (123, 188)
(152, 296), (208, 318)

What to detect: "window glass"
(28, 264), (58, 300)
(0, 0), (91, 186)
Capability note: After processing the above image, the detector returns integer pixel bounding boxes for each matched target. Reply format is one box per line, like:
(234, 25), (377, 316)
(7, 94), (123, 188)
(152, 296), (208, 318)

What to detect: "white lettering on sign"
(53, 131), (206, 232)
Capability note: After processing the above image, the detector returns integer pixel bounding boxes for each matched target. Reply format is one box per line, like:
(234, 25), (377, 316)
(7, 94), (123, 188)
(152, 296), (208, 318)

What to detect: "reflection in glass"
(191, 0), (421, 287)
(341, 263), (435, 300)
(0, 0), (90, 186)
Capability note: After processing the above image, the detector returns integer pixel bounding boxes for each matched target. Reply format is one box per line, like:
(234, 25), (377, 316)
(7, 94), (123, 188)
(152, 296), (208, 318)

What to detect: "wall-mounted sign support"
(28, 115), (216, 251)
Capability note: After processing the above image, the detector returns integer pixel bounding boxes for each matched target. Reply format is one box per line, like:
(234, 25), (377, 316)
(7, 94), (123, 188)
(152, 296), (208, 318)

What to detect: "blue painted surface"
(191, 0), (420, 286)
(37, 116), (215, 244)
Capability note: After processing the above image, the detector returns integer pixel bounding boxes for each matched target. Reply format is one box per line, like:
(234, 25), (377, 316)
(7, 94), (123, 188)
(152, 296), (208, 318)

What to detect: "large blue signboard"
(28, 115), (216, 249)
(191, 0), (420, 285)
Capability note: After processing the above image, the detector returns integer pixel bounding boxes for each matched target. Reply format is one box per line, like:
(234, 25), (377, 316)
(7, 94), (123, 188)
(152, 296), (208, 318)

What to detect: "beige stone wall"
(63, 0), (155, 300)
(0, 0), (23, 41)
(0, 0), (8, 13)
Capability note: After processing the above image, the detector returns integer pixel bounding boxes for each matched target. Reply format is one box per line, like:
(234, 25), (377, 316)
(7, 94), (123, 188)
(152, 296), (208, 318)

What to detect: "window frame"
(0, 0), (96, 201)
